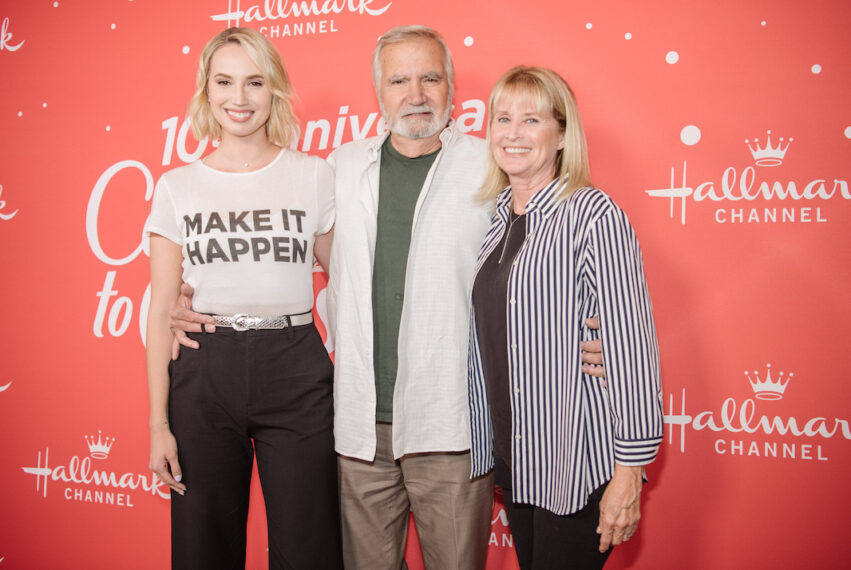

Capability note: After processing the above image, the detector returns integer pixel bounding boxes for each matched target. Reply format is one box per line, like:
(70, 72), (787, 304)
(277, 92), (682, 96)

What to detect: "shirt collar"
(495, 177), (564, 221)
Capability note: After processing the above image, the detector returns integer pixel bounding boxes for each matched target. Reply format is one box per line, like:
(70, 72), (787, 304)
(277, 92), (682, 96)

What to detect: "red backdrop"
(1, 1), (849, 568)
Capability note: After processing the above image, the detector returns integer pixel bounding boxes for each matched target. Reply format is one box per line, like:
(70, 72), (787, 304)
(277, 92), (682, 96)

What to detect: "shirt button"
(511, 343), (517, 350)
(509, 299), (516, 305)
(515, 434), (522, 440)
(394, 293), (403, 300)
(514, 387), (520, 394)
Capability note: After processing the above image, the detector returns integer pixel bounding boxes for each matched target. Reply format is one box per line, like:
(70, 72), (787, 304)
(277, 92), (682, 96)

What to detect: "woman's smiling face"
(206, 42), (272, 143)
(490, 92), (565, 190)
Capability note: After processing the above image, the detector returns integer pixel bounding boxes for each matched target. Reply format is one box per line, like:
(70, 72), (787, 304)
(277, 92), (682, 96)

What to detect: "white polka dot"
(110, 23), (116, 30)
(666, 51), (679, 64)
(17, 111), (23, 117)
(182, 45), (190, 55)
(42, 102), (47, 108)
(463, 36), (473, 47)
(680, 125), (701, 146)
(811, 64), (822, 74)
(105, 125), (111, 131)
(53, 1), (59, 6)
(585, 23), (593, 30)
(761, 21), (767, 26)
(844, 126), (851, 139)
(624, 32), (632, 40)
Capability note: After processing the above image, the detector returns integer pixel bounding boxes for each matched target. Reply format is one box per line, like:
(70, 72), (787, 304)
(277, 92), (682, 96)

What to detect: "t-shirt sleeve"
(146, 175), (182, 245)
(314, 158), (335, 235)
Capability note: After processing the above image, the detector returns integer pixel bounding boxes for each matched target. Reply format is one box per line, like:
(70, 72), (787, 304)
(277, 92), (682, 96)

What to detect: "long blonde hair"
(187, 27), (299, 146)
(480, 66), (592, 203)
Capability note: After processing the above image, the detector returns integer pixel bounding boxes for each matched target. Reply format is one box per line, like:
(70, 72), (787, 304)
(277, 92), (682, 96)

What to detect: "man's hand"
(582, 317), (606, 383)
(596, 464), (643, 552)
(169, 283), (214, 359)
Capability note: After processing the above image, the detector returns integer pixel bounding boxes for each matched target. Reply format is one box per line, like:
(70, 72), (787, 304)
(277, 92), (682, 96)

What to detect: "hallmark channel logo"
(745, 130), (792, 167)
(746, 363), (790, 401)
(663, 364), (850, 462)
(21, 430), (169, 508)
(84, 430), (116, 459)
(645, 130), (849, 225)
(211, 0), (392, 39)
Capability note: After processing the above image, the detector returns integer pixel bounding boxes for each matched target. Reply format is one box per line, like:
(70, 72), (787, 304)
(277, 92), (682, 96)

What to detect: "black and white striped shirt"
(468, 180), (664, 515)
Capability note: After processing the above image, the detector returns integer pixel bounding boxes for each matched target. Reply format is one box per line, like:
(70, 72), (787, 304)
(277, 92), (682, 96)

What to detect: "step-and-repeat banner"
(1, 1), (848, 568)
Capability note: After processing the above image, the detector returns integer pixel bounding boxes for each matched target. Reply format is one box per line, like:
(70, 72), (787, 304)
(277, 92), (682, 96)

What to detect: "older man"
(326, 25), (494, 569)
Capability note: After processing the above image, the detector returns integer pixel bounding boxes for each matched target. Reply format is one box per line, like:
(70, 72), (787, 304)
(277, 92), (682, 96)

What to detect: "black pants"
(503, 481), (612, 570)
(168, 324), (343, 570)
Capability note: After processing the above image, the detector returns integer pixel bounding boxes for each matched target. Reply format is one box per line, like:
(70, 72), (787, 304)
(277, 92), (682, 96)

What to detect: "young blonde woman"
(145, 28), (342, 569)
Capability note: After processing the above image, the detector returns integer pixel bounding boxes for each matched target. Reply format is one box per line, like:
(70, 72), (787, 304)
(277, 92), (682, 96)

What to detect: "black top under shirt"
(471, 210), (527, 488)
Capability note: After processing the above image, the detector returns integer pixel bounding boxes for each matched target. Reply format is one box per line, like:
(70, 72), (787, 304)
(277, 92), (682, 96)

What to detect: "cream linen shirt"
(327, 122), (491, 461)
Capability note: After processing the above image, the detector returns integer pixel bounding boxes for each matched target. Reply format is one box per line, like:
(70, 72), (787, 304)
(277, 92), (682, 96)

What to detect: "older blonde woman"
(467, 66), (663, 568)
(145, 28), (341, 568)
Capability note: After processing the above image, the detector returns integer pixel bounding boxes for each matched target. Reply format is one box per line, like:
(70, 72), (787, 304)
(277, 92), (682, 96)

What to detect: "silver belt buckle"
(232, 313), (254, 331)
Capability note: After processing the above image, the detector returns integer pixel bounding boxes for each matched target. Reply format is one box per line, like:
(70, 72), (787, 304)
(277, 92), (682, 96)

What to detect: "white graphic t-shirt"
(147, 149), (334, 317)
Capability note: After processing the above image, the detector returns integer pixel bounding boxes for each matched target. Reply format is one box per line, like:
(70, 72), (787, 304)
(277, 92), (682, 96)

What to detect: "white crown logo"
(745, 363), (791, 401)
(84, 430), (115, 459)
(744, 130), (793, 167)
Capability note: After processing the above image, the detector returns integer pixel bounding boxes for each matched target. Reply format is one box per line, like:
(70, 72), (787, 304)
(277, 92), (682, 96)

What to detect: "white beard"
(382, 101), (452, 140)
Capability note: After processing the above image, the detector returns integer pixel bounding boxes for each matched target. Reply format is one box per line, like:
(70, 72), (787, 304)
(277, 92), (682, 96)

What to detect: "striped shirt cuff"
(614, 436), (663, 465)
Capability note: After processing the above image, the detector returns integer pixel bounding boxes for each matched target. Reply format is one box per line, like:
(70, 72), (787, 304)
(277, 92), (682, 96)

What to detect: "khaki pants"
(338, 423), (494, 570)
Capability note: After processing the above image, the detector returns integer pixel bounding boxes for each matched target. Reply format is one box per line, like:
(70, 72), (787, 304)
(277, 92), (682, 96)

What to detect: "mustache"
(401, 105), (434, 117)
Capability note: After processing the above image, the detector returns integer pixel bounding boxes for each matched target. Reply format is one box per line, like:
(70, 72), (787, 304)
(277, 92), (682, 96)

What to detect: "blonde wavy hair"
(187, 27), (298, 146)
(480, 66), (592, 203)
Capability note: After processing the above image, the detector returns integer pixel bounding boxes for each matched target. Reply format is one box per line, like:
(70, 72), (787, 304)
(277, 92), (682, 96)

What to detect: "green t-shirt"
(372, 137), (439, 422)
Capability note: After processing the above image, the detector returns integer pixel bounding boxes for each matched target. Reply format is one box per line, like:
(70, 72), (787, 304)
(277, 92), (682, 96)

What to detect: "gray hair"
(371, 25), (455, 101)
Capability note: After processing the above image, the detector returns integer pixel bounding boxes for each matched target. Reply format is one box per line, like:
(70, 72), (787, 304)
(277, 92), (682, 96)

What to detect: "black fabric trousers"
(168, 324), (342, 570)
(503, 481), (612, 570)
